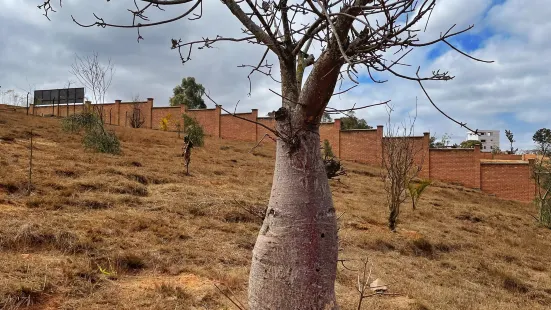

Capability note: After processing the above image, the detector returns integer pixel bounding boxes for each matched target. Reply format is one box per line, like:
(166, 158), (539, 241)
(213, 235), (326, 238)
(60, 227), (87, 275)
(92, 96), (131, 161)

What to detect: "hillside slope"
(1, 110), (550, 310)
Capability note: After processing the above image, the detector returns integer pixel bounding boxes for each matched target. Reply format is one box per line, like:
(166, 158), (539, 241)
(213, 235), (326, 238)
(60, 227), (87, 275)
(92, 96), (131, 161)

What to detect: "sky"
(0, 0), (549, 151)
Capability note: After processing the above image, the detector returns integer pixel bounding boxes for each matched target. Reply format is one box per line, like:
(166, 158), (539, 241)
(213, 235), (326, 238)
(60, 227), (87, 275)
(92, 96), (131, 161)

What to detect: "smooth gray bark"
(248, 127), (339, 310)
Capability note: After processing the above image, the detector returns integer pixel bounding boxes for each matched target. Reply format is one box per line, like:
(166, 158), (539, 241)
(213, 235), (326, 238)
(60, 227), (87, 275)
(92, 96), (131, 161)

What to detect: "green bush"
(61, 112), (120, 154)
(182, 114), (204, 147)
(61, 112), (100, 133)
(83, 126), (120, 155)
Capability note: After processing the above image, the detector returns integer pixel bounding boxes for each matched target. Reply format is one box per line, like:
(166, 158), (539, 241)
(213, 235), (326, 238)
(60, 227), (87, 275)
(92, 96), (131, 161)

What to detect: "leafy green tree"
(340, 111), (372, 130)
(321, 112), (332, 123)
(429, 135), (437, 148)
(505, 129), (517, 154)
(460, 140), (481, 149)
(169, 77), (206, 109)
(430, 133), (452, 148)
(533, 128), (551, 154)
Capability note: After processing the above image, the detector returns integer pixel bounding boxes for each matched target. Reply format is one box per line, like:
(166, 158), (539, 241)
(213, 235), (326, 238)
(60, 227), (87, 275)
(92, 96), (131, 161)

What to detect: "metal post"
(52, 98), (55, 115)
(125, 111), (128, 127)
(26, 92), (29, 115)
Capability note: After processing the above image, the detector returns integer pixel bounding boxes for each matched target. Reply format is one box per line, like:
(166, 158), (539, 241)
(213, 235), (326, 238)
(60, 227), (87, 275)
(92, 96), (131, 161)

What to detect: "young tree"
(169, 77), (207, 109)
(129, 95), (146, 128)
(381, 109), (424, 231)
(505, 129), (518, 154)
(532, 128), (551, 227)
(70, 52), (115, 122)
(43, 1), (491, 308)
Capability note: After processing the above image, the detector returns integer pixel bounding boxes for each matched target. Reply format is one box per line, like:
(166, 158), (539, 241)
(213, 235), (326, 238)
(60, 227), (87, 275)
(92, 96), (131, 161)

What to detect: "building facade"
(467, 130), (500, 152)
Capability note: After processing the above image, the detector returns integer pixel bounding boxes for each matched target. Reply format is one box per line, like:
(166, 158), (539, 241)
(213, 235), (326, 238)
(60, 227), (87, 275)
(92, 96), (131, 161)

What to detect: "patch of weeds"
(223, 208), (257, 223)
(502, 274), (530, 294)
(112, 182), (148, 197)
(1, 283), (55, 309)
(55, 169), (79, 178)
(0, 181), (21, 194)
(188, 206), (206, 217)
(401, 238), (449, 259)
(365, 239), (396, 253)
(117, 253), (146, 273)
(156, 283), (192, 300)
(0, 135), (16, 143)
(455, 212), (483, 223)
(127, 173), (149, 185)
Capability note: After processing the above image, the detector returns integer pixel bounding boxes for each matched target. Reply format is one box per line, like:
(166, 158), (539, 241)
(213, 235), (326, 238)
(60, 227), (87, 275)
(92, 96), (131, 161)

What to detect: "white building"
(466, 130), (500, 152)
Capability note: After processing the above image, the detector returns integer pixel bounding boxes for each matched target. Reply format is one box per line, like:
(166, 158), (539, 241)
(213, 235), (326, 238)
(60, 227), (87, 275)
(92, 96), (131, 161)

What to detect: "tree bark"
(248, 127), (339, 309)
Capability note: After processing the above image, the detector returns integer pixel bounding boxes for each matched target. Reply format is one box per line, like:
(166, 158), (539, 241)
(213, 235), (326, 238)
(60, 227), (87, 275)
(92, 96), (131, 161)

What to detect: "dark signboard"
(34, 87), (85, 105)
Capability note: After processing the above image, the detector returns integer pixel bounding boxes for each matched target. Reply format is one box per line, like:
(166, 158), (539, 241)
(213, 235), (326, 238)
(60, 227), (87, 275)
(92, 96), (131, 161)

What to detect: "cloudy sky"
(0, 0), (549, 150)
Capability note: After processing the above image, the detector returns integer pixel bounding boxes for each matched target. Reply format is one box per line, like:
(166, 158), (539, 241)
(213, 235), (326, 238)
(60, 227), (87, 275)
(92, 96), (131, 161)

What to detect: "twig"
(249, 133), (277, 153)
(214, 283), (246, 310)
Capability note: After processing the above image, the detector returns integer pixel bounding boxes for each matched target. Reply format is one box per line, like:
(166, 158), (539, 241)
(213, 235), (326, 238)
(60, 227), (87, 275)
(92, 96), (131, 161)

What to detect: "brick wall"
(340, 129), (381, 165)
(429, 148), (479, 188)
(186, 107), (219, 137)
(22, 100), (537, 203)
(220, 111), (258, 141)
(151, 106), (181, 131)
(481, 161), (535, 202)
(319, 121), (341, 157)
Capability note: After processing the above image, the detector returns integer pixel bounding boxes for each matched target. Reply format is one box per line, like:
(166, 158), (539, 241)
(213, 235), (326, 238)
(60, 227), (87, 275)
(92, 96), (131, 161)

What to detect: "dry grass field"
(1, 109), (551, 310)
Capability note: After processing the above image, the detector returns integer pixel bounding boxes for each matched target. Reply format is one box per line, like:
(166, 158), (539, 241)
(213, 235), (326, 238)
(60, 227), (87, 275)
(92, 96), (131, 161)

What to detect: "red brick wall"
(186, 108), (218, 137)
(119, 100), (153, 129)
(23, 100), (538, 203)
(319, 122), (340, 157)
(340, 129), (381, 165)
(429, 149), (478, 188)
(220, 112), (257, 141)
(481, 162), (535, 203)
(493, 154), (523, 160)
(151, 106), (181, 131)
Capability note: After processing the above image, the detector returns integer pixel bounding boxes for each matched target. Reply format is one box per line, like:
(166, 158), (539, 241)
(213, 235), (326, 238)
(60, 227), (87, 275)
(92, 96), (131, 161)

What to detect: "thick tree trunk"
(248, 127), (339, 309)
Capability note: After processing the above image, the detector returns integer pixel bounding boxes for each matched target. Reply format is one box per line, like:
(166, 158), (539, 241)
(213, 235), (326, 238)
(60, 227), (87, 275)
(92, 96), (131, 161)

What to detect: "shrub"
(322, 139), (334, 159)
(159, 114), (171, 131)
(83, 127), (120, 154)
(320, 140), (345, 179)
(408, 179), (432, 210)
(182, 114), (204, 147)
(61, 112), (100, 133)
(62, 112), (120, 155)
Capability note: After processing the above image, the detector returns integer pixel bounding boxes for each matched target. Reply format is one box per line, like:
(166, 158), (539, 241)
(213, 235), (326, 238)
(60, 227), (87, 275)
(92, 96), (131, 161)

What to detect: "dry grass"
(1, 110), (551, 309)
